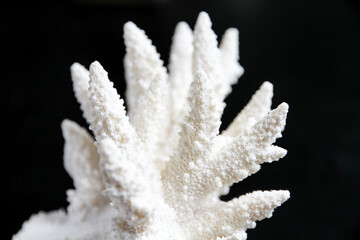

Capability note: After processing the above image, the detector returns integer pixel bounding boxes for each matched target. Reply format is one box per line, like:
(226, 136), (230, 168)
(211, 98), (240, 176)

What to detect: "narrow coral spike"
(223, 81), (274, 137)
(209, 103), (288, 191)
(131, 72), (169, 170)
(194, 190), (290, 240)
(96, 138), (154, 228)
(124, 22), (167, 117)
(88, 61), (137, 149)
(163, 69), (221, 200)
(220, 28), (244, 89)
(168, 21), (194, 129)
(61, 119), (107, 216)
(70, 63), (92, 124)
(193, 12), (223, 100)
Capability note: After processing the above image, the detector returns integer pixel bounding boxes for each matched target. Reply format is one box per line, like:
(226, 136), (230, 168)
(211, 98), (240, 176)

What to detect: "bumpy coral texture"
(13, 12), (290, 240)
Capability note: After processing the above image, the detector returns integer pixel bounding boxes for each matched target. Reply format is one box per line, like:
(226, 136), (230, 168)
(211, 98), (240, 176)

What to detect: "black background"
(2, 0), (360, 239)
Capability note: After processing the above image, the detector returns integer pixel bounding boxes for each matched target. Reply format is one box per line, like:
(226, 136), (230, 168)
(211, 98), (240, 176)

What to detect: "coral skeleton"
(14, 12), (290, 240)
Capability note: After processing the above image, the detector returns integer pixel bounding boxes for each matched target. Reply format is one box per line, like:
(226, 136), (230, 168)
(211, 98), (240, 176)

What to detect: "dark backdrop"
(2, 0), (360, 239)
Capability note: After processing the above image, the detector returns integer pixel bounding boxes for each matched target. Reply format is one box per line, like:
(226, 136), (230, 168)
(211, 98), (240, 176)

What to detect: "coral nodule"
(14, 12), (290, 240)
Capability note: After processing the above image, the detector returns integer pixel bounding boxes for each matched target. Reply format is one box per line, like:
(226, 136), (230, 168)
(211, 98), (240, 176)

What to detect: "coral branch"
(70, 63), (92, 124)
(96, 138), (176, 239)
(88, 61), (138, 149)
(131, 72), (169, 170)
(193, 12), (223, 100)
(124, 22), (167, 118)
(96, 138), (154, 227)
(211, 103), (288, 190)
(168, 22), (194, 140)
(220, 28), (244, 89)
(195, 190), (290, 240)
(61, 119), (107, 216)
(223, 81), (274, 137)
(163, 69), (221, 200)
(193, 12), (243, 101)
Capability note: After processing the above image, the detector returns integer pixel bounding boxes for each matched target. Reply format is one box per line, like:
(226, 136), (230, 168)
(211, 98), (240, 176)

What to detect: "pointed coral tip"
(223, 28), (239, 38)
(60, 119), (80, 141)
(123, 21), (139, 35)
(70, 62), (89, 80)
(260, 81), (273, 92)
(196, 11), (212, 28)
(277, 102), (289, 113)
(194, 68), (208, 82)
(175, 21), (192, 35)
(70, 62), (83, 71)
(89, 61), (106, 75)
(61, 119), (72, 132)
(278, 190), (291, 202)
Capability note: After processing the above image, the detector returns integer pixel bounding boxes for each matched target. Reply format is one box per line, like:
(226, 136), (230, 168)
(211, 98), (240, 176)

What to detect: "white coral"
(13, 11), (290, 240)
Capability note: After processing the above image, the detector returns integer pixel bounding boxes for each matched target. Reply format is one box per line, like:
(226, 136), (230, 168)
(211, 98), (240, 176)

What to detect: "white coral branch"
(220, 28), (244, 88)
(70, 63), (92, 124)
(96, 138), (155, 227)
(223, 81), (274, 137)
(193, 12), (243, 102)
(193, 12), (223, 100)
(163, 69), (222, 202)
(212, 103), (288, 190)
(88, 61), (138, 149)
(61, 119), (107, 217)
(124, 22), (168, 118)
(168, 22), (194, 150)
(194, 190), (290, 240)
(131, 71), (169, 170)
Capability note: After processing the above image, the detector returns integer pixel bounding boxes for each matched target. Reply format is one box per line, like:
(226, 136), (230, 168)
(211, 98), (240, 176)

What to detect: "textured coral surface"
(14, 12), (289, 240)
